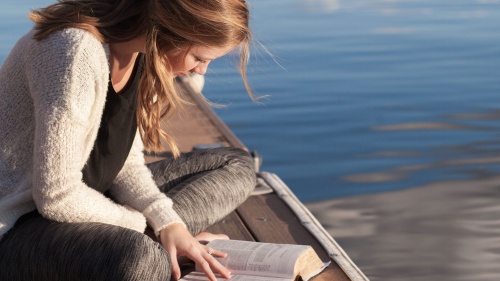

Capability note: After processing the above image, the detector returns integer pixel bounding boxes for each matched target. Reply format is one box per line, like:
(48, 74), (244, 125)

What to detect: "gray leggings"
(0, 147), (255, 281)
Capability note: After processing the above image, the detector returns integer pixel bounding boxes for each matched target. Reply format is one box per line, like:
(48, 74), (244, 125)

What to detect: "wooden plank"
(166, 106), (231, 152)
(154, 79), (235, 154)
(205, 211), (255, 242)
(176, 79), (247, 149)
(236, 194), (351, 281)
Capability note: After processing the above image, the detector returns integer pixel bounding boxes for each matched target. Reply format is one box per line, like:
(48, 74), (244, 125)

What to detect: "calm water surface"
(205, 1), (500, 280)
(2, 1), (500, 280)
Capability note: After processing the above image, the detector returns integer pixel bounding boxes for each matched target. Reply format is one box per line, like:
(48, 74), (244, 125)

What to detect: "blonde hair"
(29, 0), (252, 157)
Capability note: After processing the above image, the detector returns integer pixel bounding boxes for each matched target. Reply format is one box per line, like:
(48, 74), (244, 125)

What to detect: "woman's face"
(166, 45), (234, 77)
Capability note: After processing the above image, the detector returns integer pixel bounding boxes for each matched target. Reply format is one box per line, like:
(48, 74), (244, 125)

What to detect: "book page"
(302, 261), (331, 281)
(180, 271), (289, 281)
(206, 240), (310, 279)
(295, 247), (330, 280)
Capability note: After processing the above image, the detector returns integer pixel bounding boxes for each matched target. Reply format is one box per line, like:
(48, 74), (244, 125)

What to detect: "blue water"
(2, 1), (500, 280)
(202, 0), (500, 201)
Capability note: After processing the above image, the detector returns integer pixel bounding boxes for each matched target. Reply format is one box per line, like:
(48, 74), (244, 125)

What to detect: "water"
(204, 0), (500, 201)
(2, 1), (500, 280)
(205, 1), (500, 280)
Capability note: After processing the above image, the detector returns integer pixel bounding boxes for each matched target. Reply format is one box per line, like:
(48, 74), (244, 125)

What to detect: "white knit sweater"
(0, 28), (184, 240)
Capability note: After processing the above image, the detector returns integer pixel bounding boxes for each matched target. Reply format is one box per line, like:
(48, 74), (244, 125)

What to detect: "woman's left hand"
(159, 223), (231, 281)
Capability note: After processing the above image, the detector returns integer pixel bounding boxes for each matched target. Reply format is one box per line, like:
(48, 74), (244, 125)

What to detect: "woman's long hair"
(29, 0), (252, 156)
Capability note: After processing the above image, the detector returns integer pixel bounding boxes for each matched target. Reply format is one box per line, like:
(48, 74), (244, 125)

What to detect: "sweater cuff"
(142, 199), (186, 236)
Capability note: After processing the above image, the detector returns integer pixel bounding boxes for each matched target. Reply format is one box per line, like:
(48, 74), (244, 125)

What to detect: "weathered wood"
(236, 194), (351, 281)
(161, 103), (231, 153)
(154, 79), (245, 154)
(205, 211), (255, 242)
(177, 80), (246, 149)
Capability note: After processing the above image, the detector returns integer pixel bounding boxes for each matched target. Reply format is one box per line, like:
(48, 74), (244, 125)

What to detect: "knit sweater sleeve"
(108, 132), (186, 235)
(29, 29), (146, 232)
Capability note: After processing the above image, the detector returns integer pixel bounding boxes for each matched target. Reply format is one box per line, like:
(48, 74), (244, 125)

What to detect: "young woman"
(0, 0), (256, 280)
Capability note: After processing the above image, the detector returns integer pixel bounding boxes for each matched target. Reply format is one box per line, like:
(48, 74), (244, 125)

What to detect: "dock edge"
(259, 172), (369, 281)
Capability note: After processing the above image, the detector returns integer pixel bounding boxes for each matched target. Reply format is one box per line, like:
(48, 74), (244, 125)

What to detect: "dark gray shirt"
(82, 54), (144, 193)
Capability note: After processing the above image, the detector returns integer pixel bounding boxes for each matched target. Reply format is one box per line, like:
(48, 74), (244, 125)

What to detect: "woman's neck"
(108, 36), (145, 93)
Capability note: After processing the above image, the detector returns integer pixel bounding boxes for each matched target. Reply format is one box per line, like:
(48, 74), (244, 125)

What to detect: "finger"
(195, 232), (229, 244)
(169, 249), (181, 280)
(203, 246), (230, 277)
(216, 234), (230, 241)
(208, 248), (228, 258)
(194, 254), (218, 281)
(205, 246), (214, 256)
(203, 252), (231, 279)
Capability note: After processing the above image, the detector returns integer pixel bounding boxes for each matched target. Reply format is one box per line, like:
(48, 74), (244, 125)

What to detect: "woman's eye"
(195, 57), (207, 64)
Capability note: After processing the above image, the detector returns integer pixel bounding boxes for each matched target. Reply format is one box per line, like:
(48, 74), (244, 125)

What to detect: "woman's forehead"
(190, 45), (234, 60)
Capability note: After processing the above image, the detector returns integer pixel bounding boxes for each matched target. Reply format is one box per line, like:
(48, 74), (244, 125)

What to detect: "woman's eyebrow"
(194, 54), (215, 61)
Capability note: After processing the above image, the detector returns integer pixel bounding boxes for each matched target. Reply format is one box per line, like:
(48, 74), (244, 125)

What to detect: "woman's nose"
(193, 62), (209, 75)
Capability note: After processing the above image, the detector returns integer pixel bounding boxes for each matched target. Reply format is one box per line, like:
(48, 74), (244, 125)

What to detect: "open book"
(180, 240), (331, 281)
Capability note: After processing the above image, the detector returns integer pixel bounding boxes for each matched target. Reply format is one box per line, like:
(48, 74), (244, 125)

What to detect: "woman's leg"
(0, 212), (171, 281)
(147, 147), (256, 235)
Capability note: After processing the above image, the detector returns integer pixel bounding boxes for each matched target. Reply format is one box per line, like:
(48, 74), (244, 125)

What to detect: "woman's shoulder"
(45, 28), (101, 44)
(21, 27), (110, 78)
(38, 28), (108, 60)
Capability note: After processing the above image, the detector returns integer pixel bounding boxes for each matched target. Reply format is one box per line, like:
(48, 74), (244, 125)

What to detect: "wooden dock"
(146, 77), (368, 281)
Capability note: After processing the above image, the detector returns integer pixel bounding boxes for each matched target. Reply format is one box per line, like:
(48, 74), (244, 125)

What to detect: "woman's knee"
(114, 230), (171, 281)
(212, 147), (257, 189)
(178, 147), (256, 196)
(0, 216), (171, 281)
(68, 224), (171, 281)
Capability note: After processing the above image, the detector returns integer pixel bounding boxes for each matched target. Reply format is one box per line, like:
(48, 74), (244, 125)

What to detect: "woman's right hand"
(159, 223), (231, 281)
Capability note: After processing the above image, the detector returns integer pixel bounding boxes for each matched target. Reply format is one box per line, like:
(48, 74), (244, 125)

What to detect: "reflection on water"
(305, 108), (500, 280)
(314, 110), (500, 280)
(301, 0), (341, 12)
(342, 110), (500, 185)
(307, 175), (500, 281)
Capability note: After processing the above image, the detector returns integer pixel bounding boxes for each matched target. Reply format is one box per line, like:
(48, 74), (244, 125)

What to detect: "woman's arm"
(108, 132), (186, 234)
(29, 29), (146, 232)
